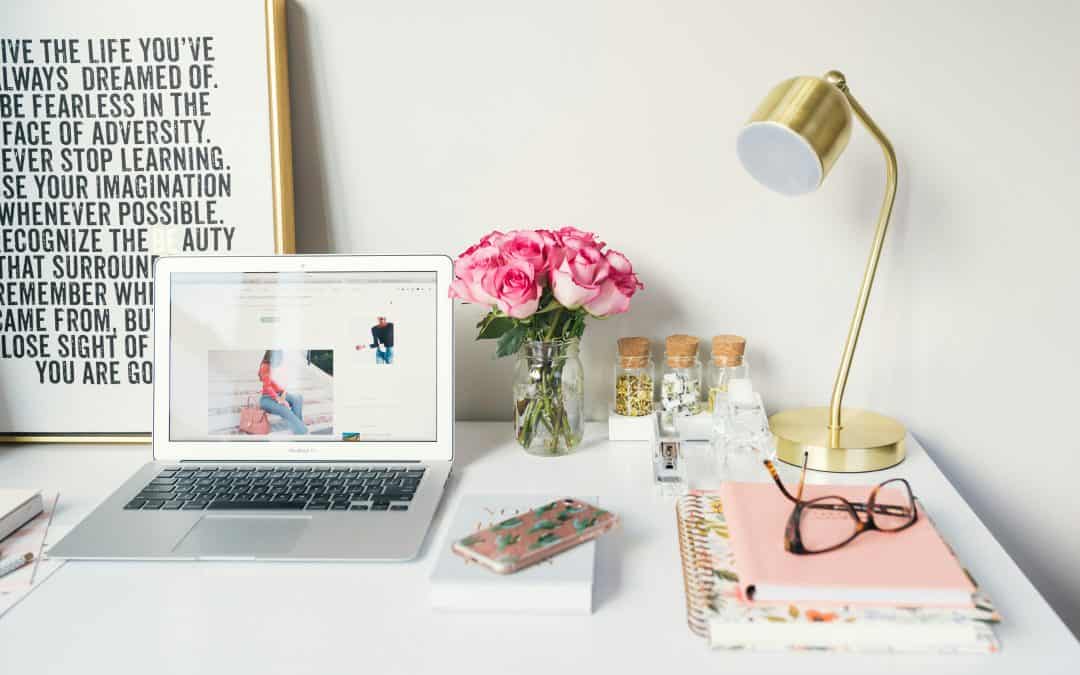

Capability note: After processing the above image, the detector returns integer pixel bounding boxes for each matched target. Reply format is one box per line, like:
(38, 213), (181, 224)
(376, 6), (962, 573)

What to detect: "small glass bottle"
(613, 337), (654, 417)
(660, 334), (702, 416)
(711, 379), (775, 481)
(707, 334), (748, 412)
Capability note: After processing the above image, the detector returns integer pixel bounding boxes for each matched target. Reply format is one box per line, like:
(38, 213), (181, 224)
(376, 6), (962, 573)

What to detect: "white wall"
(285, 0), (1080, 633)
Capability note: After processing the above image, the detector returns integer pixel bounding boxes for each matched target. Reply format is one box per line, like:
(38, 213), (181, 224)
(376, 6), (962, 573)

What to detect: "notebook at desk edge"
(675, 491), (1000, 653)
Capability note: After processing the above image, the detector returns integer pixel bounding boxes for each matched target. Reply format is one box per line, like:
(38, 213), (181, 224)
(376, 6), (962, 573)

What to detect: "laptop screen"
(168, 271), (438, 443)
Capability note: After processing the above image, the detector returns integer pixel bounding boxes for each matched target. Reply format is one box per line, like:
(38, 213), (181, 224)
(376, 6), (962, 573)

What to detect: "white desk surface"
(1, 422), (1076, 673)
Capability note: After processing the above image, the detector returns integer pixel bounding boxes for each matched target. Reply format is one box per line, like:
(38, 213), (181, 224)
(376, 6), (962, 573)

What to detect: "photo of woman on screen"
(258, 350), (307, 434)
(355, 315), (395, 364)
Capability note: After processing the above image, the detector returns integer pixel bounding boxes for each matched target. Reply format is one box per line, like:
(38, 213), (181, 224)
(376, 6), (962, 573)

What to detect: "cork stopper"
(617, 337), (651, 368)
(711, 334), (746, 366)
(665, 334), (699, 367)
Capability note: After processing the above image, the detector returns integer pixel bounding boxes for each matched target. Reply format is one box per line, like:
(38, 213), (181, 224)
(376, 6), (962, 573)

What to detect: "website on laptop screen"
(168, 271), (438, 443)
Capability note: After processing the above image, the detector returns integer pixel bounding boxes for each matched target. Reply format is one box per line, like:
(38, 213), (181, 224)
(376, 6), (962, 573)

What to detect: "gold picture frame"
(0, 0), (295, 443)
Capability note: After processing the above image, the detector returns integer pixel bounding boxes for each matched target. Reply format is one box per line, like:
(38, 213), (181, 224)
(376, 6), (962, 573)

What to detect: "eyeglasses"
(763, 453), (918, 555)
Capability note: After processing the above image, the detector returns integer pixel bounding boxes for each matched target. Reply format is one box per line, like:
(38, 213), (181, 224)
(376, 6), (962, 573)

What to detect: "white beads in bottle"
(660, 334), (702, 416)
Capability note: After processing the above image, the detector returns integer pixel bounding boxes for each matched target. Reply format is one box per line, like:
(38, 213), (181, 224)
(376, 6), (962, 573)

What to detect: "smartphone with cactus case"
(451, 498), (618, 574)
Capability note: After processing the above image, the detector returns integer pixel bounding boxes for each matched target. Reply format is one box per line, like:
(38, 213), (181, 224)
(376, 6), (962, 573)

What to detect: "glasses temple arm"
(763, 459), (799, 503)
(795, 452), (808, 501)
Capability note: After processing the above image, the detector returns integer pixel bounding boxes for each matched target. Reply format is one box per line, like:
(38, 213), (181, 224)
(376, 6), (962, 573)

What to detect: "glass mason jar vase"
(513, 339), (585, 456)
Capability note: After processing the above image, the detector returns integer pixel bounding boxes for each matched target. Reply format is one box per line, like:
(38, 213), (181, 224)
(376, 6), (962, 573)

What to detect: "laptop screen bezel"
(152, 254), (454, 463)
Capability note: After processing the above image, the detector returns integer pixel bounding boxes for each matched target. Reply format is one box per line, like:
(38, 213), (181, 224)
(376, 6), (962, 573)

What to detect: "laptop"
(50, 254), (454, 561)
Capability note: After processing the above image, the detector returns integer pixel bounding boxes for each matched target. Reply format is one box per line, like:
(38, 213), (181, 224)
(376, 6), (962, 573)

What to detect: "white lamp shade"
(736, 121), (823, 196)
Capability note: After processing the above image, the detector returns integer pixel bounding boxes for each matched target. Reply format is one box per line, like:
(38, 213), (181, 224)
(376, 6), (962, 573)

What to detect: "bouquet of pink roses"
(449, 227), (644, 356)
(450, 227), (643, 454)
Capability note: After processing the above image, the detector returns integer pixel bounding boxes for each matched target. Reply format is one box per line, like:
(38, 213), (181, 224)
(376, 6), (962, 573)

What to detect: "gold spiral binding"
(676, 493), (716, 639)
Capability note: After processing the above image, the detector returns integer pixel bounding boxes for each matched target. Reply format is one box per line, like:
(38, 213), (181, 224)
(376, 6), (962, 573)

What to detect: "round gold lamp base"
(769, 407), (906, 473)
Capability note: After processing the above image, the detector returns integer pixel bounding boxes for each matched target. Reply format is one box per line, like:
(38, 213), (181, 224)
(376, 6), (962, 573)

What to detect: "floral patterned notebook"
(676, 491), (1001, 653)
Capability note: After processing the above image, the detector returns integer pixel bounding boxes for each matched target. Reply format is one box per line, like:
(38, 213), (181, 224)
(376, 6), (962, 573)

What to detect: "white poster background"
(0, 0), (277, 434)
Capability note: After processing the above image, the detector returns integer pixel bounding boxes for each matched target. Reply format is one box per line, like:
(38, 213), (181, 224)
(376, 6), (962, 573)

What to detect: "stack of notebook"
(1, 492), (63, 619)
(676, 485), (1000, 653)
(430, 494), (598, 614)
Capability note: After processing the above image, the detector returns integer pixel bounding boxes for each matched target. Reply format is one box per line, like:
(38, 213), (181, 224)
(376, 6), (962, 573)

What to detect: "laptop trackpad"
(172, 516), (310, 558)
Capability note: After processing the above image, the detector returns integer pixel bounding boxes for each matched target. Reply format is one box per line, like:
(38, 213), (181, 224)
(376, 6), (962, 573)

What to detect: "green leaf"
(533, 502), (557, 516)
(530, 297), (562, 315)
(529, 532), (562, 550)
(713, 569), (740, 582)
(459, 534), (483, 547)
(477, 314), (516, 340)
(496, 533), (520, 551)
(528, 519), (558, 533)
(568, 311), (588, 339)
(495, 323), (527, 358)
(493, 516), (524, 531)
(572, 517), (597, 533)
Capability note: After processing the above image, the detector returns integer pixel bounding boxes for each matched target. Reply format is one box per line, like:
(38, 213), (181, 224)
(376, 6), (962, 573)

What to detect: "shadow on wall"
(287, 0), (334, 253)
(453, 302), (515, 421)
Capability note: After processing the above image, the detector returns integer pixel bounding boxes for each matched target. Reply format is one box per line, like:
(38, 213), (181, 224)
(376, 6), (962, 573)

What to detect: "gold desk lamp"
(736, 70), (905, 472)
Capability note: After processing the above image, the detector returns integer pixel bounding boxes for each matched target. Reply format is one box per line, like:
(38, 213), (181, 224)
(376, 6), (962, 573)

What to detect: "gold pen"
(0, 552), (35, 579)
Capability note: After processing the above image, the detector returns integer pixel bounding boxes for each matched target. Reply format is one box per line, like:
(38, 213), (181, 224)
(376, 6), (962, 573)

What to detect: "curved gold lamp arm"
(823, 71), (898, 444)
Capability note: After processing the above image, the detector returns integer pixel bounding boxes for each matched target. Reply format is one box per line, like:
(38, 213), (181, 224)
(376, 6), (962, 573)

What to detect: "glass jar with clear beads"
(660, 334), (702, 416)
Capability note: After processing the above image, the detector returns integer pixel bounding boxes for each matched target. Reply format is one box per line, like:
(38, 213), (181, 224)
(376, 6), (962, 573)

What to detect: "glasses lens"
(797, 496), (859, 553)
(871, 479), (917, 531)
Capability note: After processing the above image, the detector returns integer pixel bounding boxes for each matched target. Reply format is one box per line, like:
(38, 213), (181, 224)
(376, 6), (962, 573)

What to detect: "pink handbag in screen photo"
(238, 397), (270, 435)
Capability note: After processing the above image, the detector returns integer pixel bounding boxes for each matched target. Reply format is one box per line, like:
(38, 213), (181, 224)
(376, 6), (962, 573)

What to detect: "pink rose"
(487, 259), (541, 319)
(554, 226), (605, 253)
(478, 230), (508, 248)
(501, 230), (555, 276)
(448, 243), (504, 307)
(551, 243), (610, 309)
(584, 250), (643, 316)
(537, 229), (565, 271)
(456, 230), (506, 259)
(537, 229), (560, 247)
(450, 227), (643, 320)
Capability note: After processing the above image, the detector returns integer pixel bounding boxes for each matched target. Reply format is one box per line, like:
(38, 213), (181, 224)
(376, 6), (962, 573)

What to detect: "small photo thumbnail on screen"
(353, 315), (396, 365)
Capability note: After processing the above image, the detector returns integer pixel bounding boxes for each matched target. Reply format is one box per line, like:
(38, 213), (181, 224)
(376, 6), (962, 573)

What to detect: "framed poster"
(0, 0), (296, 442)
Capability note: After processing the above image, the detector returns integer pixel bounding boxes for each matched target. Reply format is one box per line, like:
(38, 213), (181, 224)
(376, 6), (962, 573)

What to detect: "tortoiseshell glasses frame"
(763, 452), (919, 554)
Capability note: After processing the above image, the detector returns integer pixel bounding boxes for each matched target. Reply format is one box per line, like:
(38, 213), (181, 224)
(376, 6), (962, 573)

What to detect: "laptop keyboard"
(123, 465), (424, 512)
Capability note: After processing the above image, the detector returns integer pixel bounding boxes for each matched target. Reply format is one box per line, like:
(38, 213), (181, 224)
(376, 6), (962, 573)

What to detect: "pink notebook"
(719, 482), (975, 607)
